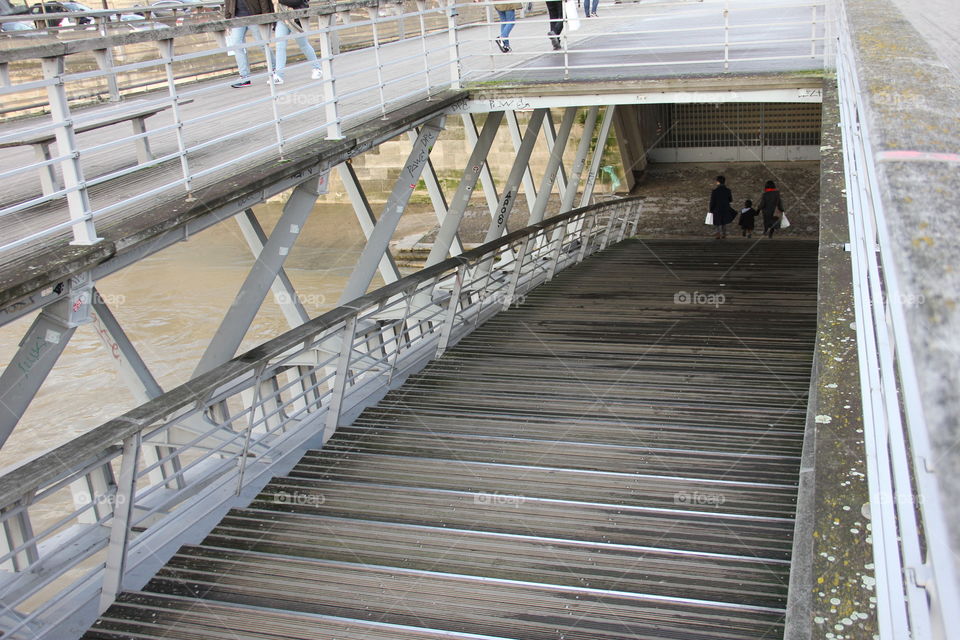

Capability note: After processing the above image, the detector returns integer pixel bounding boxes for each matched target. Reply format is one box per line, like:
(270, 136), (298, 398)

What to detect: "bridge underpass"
(85, 237), (819, 639)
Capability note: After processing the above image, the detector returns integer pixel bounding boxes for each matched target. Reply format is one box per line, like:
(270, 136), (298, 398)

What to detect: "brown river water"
(0, 201), (438, 471)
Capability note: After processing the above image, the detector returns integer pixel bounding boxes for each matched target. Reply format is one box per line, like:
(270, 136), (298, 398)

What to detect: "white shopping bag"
(564, 0), (581, 31)
(704, 212), (714, 225)
(780, 213), (791, 229)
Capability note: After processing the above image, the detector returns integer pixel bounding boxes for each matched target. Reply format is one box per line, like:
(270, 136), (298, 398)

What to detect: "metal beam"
(426, 111), (503, 267)
(337, 162), (402, 286)
(0, 290), (90, 448)
(529, 107), (576, 225)
(193, 176), (320, 377)
(449, 86), (825, 113)
(235, 209), (311, 329)
(542, 108), (569, 197)
(483, 109), (546, 243)
(89, 291), (163, 404)
(339, 116), (446, 304)
(460, 113), (500, 220)
(560, 105), (599, 212)
(505, 110), (538, 217)
(406, 129), (463, 256)
(580, 105), (617, 209)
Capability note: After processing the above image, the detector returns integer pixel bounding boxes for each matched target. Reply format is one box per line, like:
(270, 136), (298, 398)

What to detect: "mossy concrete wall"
(784, 77), (878, 640)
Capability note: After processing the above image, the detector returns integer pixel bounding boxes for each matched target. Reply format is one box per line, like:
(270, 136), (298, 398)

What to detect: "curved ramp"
(85, 238), (818, 640)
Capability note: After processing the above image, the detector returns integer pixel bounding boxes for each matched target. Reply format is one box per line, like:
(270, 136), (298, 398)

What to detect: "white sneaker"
(311, 68), (322, 80)
(269, 73), (284, 85)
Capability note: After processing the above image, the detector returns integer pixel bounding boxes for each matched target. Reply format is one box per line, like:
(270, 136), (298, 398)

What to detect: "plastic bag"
(704, 212), (714, 225)
(780, 213), (791, 229)
(564, 0), (581, 31)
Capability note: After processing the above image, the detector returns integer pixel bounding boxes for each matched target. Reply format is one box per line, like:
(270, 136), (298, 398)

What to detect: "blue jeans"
(275, 21), (321, 79)
(228, 24), (273, 80)
(497, 9), (516, 42)
(584, 0), (599, 15)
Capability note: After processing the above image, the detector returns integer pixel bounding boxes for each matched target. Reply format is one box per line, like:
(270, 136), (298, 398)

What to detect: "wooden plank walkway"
(84, 238), (818, 639)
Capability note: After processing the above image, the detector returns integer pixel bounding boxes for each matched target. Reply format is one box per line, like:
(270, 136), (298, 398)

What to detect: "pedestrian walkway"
(85, 238), (818, 640)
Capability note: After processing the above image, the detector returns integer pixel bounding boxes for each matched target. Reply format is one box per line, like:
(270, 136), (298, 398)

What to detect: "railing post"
(387, 288), (416, 385)
(41, 55), (101, 246)
(811, 3), (818, 60)
(0, 496), (38, 571)
(545, 222), (569, 281)
(99, 431), (141, 613)
(629, 204), (642, 237)
(92, 48), (121, 102)
(503, 236), (533, 310)
(157, 39), (194, 196)
(576, 215), (595, 264)
(318, 14), (343, 140)
(325, 314), (358, 439)
(437, 263), (466, 357)
(600, 209), (617, 249)
(415, 0), (433, 96)
(366, 8), (388, 119)
(723, 0), (730, 71)
(446, 0), (462, 90)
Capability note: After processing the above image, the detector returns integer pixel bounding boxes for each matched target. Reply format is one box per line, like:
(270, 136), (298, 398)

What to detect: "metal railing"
(835, 11), (959, 640)
(0, 196), (641, 640)
(0, 0), (825, 259)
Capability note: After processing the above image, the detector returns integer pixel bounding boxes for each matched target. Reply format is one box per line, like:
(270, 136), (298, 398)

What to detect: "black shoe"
(231, 80), (251, 88)
(495, 37), (507, 53)
(550, 35), (561, 50)
(504, 44), (512, 52)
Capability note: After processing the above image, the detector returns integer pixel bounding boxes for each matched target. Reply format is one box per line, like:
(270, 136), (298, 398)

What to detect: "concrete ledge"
(784, 77), (878, 640)
(843, 0), (960, 587)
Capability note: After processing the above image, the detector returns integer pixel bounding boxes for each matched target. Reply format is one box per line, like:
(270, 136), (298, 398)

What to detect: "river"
(0, 201), (438, 471)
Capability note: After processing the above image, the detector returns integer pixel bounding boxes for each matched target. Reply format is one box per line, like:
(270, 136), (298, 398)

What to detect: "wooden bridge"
(85, 238), (817, 639)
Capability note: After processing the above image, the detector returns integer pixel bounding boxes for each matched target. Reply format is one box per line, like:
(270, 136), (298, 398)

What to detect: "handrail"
(835, 6), (959, 639)
(0, 195), (642, 639)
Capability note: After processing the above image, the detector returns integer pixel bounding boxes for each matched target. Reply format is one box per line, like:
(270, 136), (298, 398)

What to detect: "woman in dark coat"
(709, 175), (733, 239)
(758, 180), (785, 238)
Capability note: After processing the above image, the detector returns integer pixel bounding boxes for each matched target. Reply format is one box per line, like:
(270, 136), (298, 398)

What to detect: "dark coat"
(738, 207), (758, 229)
(709, 184), (735, 225)
(224, 0), (273, 19)
(758, 189), (784, 228)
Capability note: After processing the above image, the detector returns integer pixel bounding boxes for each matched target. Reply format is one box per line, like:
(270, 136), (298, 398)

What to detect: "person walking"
(493, 1), (521, 52)
(272, 0), (323, 83)
(584, 0), (599, 17)
(708, 175), (733, 239)
(225, 0), (275, 88)
(738, 199), (758, 238)
(545, 0), (563, 50)
(758, 180), (785, 238)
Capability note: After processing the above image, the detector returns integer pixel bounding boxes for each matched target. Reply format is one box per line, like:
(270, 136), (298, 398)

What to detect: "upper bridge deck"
(0, 0), (827, 317)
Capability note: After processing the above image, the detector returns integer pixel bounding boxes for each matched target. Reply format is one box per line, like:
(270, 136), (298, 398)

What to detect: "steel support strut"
(406, 128), (464, 256)
(542, 109), (569, 197)
(236, 209), (311, 329)
(580, 105), (616, 209)
(529, 107), (577, 225)
(339, 116), (446, 304)
(460, 114), (500, 220)
(505, 110), (539, 216)
(0, 286), (92, 448)
(560, 105), (599, 212)
(193, 176), (321, 377)
(337, 162), (403, 286)
(426, 111), (503, 267)
(483, 109), (546, 243)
